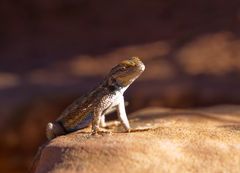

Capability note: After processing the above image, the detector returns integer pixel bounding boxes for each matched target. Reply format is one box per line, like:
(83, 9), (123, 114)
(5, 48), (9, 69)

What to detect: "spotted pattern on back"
(56, 86), (112, 131)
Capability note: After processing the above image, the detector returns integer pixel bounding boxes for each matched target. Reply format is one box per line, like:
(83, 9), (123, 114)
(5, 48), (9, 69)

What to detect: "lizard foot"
(129, 126), (157, 132)
(91, 128), (112, 135)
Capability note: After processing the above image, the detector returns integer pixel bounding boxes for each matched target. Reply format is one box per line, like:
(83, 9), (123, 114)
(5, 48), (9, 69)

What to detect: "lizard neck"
(119, 85), (129, 94)
(101, 79), (128, 94)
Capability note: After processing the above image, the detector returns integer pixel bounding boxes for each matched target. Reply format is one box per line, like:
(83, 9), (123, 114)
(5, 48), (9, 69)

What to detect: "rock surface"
(35, 105), (240, 173)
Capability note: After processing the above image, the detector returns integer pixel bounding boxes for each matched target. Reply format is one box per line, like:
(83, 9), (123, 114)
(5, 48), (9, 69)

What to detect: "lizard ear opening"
(108, 77), (117, 86)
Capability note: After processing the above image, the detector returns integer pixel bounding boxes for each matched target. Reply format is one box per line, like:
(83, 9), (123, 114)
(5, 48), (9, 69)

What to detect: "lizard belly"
(62, 91), (123, 132)
(106, 91), (123, 112)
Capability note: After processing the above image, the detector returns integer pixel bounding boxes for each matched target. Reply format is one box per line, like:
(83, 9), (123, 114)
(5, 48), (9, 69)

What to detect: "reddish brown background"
(1, 0), (240, 173)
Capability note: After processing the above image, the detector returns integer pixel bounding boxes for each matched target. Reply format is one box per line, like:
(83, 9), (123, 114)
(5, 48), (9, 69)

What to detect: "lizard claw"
(125, 128), (131, 133)
(91, 128), (112, 135)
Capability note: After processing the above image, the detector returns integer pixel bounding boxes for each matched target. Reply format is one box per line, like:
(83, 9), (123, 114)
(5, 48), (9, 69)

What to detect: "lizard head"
(108, 57), (145, 88)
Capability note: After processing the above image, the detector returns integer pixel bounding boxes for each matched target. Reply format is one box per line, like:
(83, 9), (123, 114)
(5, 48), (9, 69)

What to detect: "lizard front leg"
(117, 95), (131, 132)
(100, 115), (106, 127)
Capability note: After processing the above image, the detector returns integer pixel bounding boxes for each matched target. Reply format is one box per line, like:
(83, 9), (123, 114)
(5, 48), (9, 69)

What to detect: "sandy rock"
(35, 105), (240, 173)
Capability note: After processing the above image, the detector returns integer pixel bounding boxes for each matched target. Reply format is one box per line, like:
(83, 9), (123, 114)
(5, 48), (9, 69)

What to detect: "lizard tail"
(46, 122), (66, 140)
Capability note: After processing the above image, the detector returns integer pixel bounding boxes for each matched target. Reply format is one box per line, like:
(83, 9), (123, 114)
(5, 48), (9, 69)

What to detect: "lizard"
(30, 57), (145, 172)
(46, 57), (145, 139)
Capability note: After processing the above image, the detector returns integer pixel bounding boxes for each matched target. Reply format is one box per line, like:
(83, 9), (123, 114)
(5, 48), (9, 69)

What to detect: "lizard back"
(56, 85), (111, 131)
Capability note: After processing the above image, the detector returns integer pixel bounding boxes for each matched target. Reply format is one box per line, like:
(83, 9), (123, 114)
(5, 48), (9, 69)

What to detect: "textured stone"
(35, 105), (240, 173)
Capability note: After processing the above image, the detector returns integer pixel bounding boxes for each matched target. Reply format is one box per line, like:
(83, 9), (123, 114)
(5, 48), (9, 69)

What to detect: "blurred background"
(1, 0), (240, 172)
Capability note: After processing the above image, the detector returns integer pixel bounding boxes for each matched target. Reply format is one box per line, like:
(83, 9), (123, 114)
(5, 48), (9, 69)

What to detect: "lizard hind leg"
(46, 122), (66, 140)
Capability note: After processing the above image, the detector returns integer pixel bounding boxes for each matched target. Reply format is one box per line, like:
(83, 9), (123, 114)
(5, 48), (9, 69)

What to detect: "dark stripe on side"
(57, 121), (69, 134)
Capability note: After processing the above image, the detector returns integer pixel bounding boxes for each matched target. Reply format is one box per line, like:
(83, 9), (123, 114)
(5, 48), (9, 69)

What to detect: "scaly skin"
(46, 57), (145, 139)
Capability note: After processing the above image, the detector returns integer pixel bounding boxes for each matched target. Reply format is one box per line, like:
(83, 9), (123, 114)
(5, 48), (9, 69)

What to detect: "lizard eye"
(121, 66), (127, 70)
